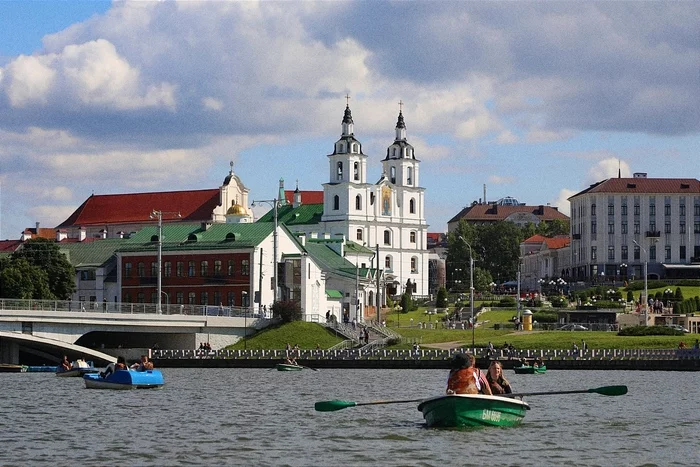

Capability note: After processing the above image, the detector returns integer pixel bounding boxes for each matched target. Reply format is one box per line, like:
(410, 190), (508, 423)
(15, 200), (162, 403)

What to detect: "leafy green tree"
(626, 290), (634, 302)
(12, 239), (75, 299)
(0, 257), (52, 299)
(473, 267), (493, 292)
(675, 287), (684, 302)
(537, 219), (570, 237)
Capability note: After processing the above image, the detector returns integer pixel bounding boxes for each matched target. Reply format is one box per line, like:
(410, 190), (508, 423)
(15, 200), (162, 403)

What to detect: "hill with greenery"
(227, 321), (345, 350)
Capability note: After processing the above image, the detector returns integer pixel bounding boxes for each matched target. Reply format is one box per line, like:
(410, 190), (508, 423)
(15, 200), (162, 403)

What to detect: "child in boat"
(486, 361), (512, 395)
(446, 353), (492, 395)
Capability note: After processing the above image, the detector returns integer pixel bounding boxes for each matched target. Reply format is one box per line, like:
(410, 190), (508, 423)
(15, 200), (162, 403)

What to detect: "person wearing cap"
(446, 353), (492, 395)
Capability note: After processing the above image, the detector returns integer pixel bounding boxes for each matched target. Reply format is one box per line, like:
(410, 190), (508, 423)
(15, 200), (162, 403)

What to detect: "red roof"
(21, 227), (56, 239)
(57, 189), (220, 228)
(0, 239), (22, 252)
(284, 190), (324, 205)
(571, 178), (700, 198)
(523, 234), (547, 243)
(448, 204), (569, 223)
(544, 237), (571, 249)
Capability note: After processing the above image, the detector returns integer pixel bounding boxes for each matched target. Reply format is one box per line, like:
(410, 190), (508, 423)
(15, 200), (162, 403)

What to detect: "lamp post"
(458, 236), (475, 349)
(149, 210), (181, 314)
(251, 198), (280, 305)
(396, 304), (402, 328)
(632, 240), (648, 326)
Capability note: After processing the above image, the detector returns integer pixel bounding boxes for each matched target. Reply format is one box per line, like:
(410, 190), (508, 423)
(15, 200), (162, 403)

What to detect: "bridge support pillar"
(0, 338), (20, 364)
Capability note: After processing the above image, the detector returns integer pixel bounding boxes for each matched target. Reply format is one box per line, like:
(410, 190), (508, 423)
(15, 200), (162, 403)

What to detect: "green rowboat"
(276, 363), (303, 371)
(513, 365), (547, 374)
(417, 394), (530, 428)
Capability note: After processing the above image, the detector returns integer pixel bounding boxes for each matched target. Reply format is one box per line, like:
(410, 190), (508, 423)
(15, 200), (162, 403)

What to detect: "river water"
(1, 368), (697, 466)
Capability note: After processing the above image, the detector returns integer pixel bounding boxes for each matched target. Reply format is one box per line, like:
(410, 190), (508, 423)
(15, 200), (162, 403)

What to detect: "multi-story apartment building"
(569, 173), (700, 282)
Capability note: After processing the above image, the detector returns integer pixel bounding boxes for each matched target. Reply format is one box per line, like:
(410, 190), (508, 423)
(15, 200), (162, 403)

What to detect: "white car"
(558, 324), (588, 331)
(667, 324), (689, 333)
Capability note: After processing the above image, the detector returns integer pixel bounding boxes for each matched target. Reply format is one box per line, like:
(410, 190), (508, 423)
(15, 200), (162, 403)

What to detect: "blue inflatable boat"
(83, 369), (164, 390)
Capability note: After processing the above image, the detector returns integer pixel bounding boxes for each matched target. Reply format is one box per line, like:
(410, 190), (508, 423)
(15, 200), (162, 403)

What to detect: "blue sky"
(0, 1), (698, 239)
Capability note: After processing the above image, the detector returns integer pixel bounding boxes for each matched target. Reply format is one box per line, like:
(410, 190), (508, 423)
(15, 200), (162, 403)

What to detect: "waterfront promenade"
(152, 347), (700, 370)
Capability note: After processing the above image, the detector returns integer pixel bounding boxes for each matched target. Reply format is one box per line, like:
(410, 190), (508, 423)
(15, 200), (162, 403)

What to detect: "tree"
(436, 287), (448, 308)
(0, 257), (52, 299)
(12, 238), (75, 299)
(675, 287), (684, 302)
(272, 300), (302, 323)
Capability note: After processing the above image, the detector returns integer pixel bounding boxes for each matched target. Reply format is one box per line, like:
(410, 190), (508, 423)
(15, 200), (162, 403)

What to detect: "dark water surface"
(1, 368), (697, 466)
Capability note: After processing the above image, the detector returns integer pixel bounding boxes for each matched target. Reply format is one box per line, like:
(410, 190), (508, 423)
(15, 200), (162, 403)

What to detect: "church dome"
(226, 201), (247, 216)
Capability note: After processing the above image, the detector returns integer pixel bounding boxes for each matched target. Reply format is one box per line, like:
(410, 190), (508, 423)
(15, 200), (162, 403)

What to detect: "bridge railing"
(0, 298), (265, 318)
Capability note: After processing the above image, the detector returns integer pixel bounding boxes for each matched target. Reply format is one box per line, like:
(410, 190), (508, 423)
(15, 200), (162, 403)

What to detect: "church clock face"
(381, 186), (392, 216)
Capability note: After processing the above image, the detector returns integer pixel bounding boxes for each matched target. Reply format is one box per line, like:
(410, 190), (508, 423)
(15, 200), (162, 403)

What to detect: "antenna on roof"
(618, 160), (621, 178)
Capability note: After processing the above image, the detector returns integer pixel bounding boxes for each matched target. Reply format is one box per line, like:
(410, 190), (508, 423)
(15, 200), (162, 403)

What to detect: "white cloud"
(496, 130), (518, 144)
(202, 97), (223, 111)
(551, 188), (577, 216)
(5, 55), (56, 107)
(587, 158), (632, 183)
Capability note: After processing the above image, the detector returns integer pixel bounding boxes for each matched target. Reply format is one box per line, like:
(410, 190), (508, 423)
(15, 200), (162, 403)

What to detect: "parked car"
(558, 324), (588, 331)
(666, 324), (689, 333)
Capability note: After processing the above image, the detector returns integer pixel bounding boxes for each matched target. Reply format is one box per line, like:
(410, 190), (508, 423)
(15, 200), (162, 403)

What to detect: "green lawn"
(226, 321), (345, 350)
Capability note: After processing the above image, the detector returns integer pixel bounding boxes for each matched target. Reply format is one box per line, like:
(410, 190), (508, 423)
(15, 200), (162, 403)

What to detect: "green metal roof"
(257, 203), (324, 225)
(58, 239), (126, 267)
(326, 289), (343, 299)
(118, 223), (275, 253)
(344, 241), (374, 255)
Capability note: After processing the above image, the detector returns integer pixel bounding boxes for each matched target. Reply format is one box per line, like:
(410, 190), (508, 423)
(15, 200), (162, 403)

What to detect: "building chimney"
(297, 232), (306, 246)
(100, 228), (107, 239)
(35, 221), (40, 232)
(633, 172), (647, 178)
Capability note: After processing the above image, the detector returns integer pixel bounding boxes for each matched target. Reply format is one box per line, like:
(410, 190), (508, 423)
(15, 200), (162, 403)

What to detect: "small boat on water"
(513, 365), (547, 374)
(0, 364), (28, 373)
(56, 360), (100, 377)
(83, 369), (164, 389)
(276, 363), (303, 371)
(417, 394), (530, 428)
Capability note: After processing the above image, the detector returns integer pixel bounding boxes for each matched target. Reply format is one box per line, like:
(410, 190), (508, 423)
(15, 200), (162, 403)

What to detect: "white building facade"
(319, 105), (430, 298)
(569, 174), (700, 282)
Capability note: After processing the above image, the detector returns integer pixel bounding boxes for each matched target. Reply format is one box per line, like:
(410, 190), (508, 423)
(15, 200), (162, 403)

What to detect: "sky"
(0, 0), (698, 239)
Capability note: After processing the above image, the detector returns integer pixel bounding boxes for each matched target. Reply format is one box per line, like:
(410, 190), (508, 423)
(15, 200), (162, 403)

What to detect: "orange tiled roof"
(544, 237), (571, 249)
(523, 234), (547, 243)
(0, 239), (22, 252)
(57, 189), (220, 228)
(448, 204), (569, 223)
(570, 178), (700, 198)
(284, 190), (324, 205)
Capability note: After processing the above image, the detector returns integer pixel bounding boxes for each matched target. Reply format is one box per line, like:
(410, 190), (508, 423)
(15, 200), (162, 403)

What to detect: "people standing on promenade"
(446, 353), (492, 395)
(486, 361), (512, 395)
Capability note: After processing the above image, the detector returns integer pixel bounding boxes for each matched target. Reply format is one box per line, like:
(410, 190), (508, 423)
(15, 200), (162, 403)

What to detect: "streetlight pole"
(252, 198), (280, 305)
(150, 210), (180, 314)
(633, 240), (648, 326)
(459, 236), (475, 349)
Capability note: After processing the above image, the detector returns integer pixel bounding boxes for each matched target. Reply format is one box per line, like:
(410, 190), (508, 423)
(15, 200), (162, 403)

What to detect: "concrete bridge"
(0, 299), (270, 365)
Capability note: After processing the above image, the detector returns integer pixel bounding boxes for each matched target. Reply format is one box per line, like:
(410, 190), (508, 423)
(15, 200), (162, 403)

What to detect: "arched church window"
(355, 195), (362, 210)
(370, 193), (375, 205)
(385, 255), (392, 271)
(410, 231), (416, 243)
(356, 228), (363, 241)
(411, 257), (418, 273)
(407, 167), (412, 185)
(390, 166), (396, 184)
(384, 229), (391, 245)
(353, 143), (358, 153)
(333, 195), (340, 210)
(337, 162), (343, 181)
(354, 162), (359, 181)
(392, 148), (397, 157)
(410, 198), (415, 214)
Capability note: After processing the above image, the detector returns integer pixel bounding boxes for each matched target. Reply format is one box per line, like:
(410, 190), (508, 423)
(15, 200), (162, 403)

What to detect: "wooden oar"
(505, 385), (628, 399)
(315, 398), (423, 412)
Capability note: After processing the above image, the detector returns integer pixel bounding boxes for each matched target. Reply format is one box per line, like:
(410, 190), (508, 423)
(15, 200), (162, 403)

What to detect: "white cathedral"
(313, 103), (430, 298)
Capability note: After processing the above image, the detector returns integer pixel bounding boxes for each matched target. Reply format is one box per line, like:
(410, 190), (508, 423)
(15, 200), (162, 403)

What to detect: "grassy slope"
(227, 321), (345, 350)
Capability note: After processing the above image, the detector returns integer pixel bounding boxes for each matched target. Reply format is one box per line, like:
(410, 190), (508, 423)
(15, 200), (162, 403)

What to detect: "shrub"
(497, 296), (517, 307)
(436, 287), (448, 308)
(626, 290), (634, 302)
(625, 280), (669, 291)
(272, 300), (302, 323)
(675, 287), (684, 302)
(532, 311), (557, 323)
(550, 296), (568, 308)
(618, 325), (683, 336)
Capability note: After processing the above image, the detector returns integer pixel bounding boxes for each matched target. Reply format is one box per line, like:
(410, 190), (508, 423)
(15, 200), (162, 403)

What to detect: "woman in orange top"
(446, 353), (492, 395)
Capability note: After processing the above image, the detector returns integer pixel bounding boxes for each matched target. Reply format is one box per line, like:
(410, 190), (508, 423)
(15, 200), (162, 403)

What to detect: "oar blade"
(590, 385), (628, 396)
(315, 400), (357, 412)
